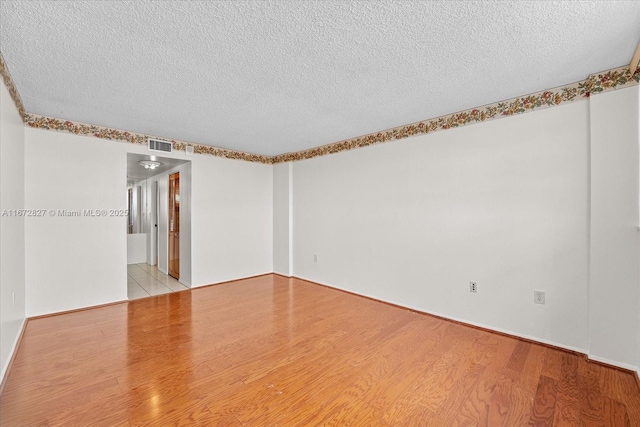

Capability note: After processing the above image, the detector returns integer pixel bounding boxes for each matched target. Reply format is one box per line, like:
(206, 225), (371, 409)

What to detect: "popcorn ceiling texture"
(1, 1), (640, 158)
(15, 65), (639, 164)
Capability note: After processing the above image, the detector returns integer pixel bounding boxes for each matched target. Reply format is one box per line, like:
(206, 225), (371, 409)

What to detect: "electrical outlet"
(314, 254), (318, 262)
(534, 290), (545, 304)
(469, 282), (477, 293)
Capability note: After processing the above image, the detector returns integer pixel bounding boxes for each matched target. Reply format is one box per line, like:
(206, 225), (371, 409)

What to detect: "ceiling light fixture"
(138, 160), (162, 170)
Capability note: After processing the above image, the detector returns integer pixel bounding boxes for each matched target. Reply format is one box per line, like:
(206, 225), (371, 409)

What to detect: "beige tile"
(149, 269), (168, 280)
(146, 286), (171, 297)
(165, 281), (189, 292)
(127, 268), (149, 279)
(128, 290), (150, 300)
(136, 263), (153, 272)
(127, 263), (186, 297)
(127, 283), (150, 300)
(137, 280), (171, 296)
(154, 274), (177, 285)
(133, 275), (161, 286)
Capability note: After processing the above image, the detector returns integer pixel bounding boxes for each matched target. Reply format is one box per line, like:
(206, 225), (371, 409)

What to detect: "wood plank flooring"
(1, 274), (639, 426)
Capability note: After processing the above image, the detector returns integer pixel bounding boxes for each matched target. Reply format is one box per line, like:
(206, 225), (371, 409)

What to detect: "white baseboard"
(1, 317), (27, 384)
(273, 269), (292, 277)
(587, 354), (638, 372)
(294, 275), (589, 356)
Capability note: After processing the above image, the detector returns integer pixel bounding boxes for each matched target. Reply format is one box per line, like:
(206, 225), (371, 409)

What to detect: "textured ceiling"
(1, 1), (639, 156)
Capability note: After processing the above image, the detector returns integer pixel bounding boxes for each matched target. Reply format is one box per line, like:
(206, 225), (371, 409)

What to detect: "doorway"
(168, 172), (180, 280)
(126, 153), (192, 299)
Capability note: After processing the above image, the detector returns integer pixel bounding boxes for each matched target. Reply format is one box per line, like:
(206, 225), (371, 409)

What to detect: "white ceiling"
(1, 1), (639, 156)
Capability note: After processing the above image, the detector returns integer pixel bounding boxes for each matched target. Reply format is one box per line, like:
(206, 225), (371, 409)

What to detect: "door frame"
(168, 172), (180, 280)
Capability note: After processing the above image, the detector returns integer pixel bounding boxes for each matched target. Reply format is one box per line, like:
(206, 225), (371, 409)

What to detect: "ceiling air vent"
(148, 138), (172, 153)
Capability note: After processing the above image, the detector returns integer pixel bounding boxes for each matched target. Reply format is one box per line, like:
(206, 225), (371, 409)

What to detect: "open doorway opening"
(126, 153), (192, 300)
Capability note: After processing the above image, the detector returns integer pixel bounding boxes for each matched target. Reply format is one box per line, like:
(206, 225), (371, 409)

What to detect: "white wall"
(24, 128), (273, 316)
(589, 85), (640, 370)
(126, 233), (147, 264)
(0, 79), (26, 382)
(178, 162), (192, 287)
(135, 183), (143, 233)
(273, 162), (292, 276)
(190, 156), (273, 286)
(25, 129), (128, 316)
(127, 180), (146, 235)
(293, 101), (590, 353)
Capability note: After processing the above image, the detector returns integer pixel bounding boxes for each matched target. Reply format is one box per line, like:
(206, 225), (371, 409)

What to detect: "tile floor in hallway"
(127, 263), (189, 300)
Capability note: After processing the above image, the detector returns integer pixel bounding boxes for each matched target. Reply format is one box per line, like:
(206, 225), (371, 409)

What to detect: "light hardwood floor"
(1, 274), (639, 426)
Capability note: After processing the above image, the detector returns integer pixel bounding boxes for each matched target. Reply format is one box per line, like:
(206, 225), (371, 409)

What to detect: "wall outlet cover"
(534, 290), (546, 304)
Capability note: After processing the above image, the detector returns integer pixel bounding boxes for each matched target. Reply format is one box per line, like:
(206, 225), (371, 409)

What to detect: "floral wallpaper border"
(2, 51), (638, 164)
(23, 114), (274, 164)
(0, 51), (26, 119)
(271, 65), (640, 163)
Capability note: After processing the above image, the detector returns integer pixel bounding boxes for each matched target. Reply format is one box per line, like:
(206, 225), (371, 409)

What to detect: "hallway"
(127, 263), (188, 299)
